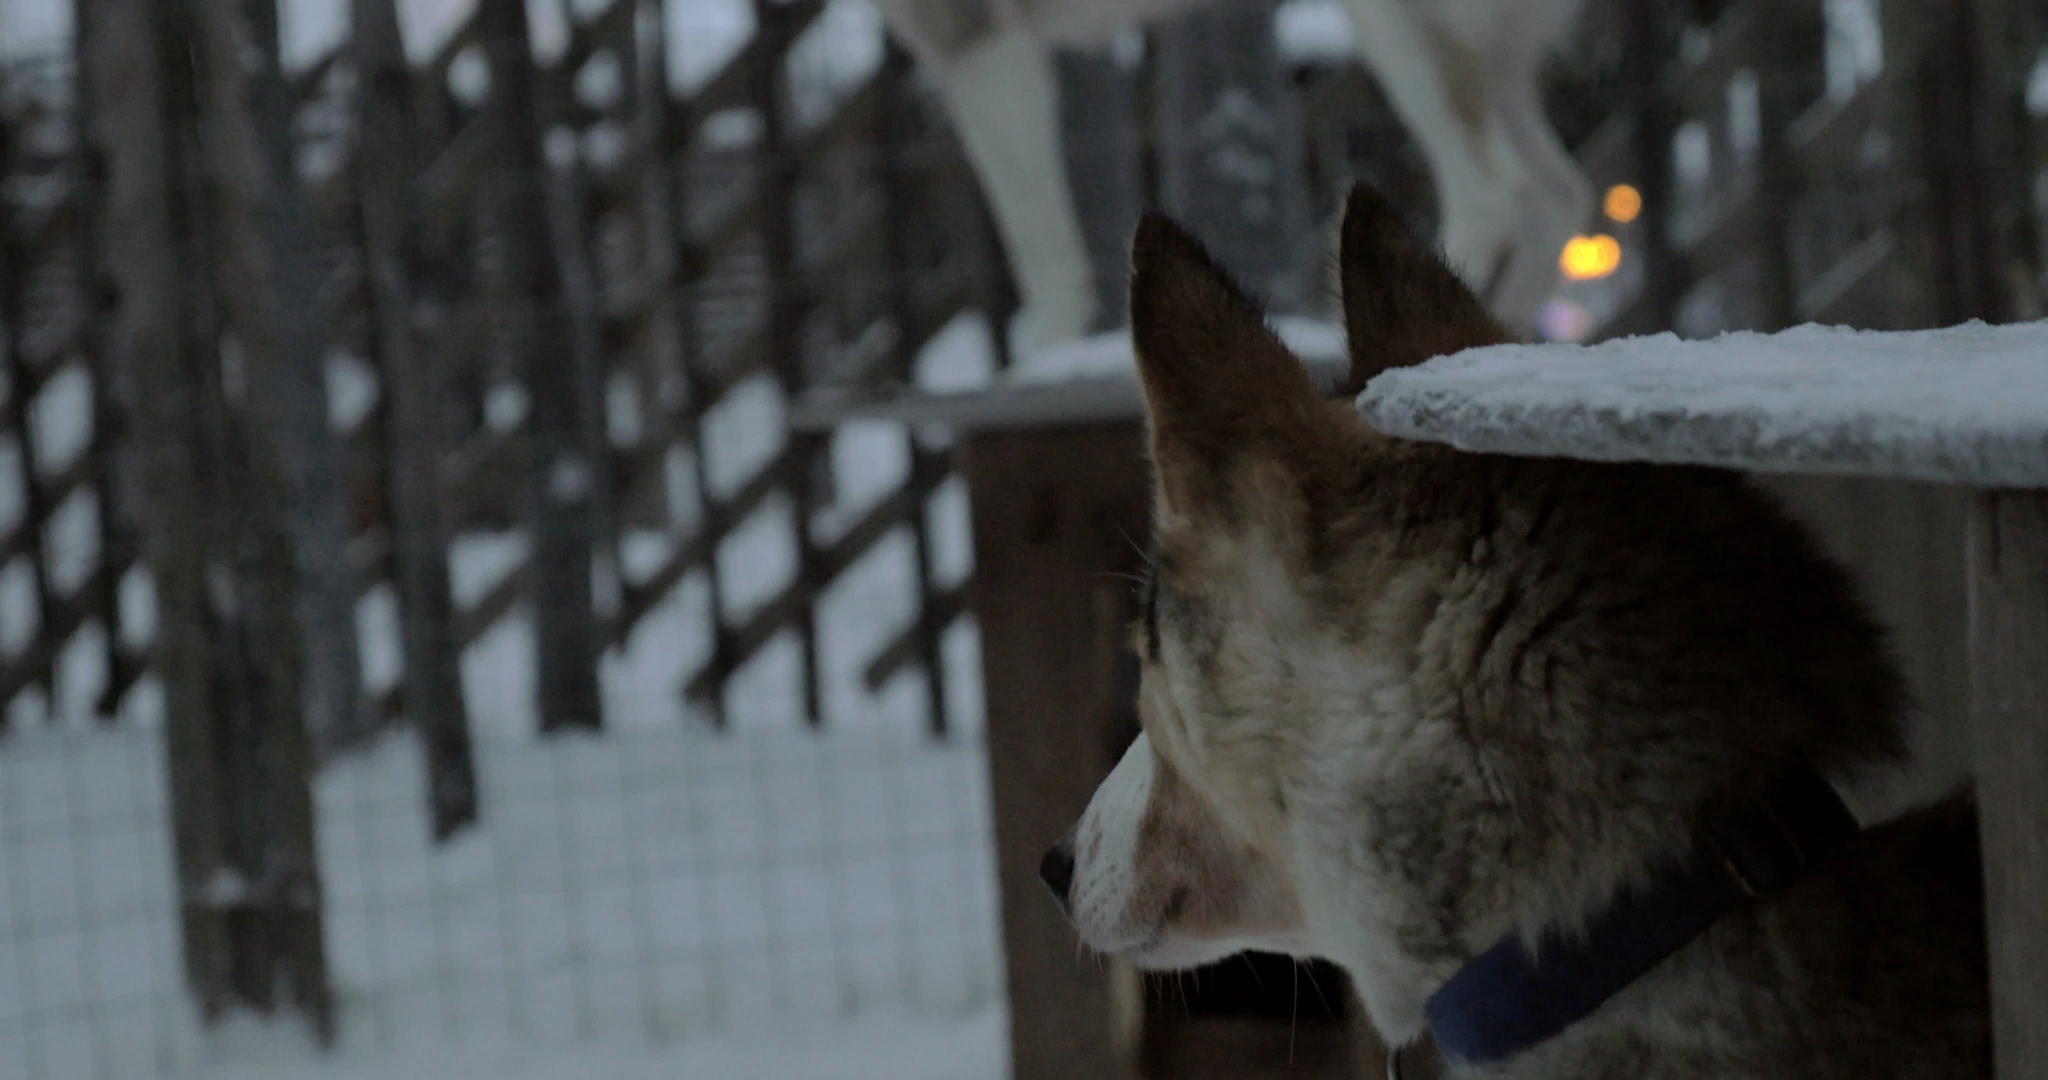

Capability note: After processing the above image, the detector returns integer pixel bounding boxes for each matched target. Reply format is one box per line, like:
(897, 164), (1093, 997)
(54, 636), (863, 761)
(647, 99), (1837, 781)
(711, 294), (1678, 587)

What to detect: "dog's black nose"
(1039, 841), (1076, 910)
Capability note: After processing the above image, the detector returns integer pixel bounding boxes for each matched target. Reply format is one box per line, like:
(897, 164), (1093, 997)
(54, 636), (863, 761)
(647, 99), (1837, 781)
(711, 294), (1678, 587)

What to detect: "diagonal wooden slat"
(682, 450), (949, 702)
(862, 581), (968, 691)
(0, 559), (117, 705)
(611, 443), (801, 639)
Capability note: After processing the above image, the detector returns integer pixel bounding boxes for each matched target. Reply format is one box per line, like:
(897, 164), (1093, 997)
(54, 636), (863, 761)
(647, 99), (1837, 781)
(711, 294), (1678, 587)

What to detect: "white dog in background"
(871, 0), (1596, 352)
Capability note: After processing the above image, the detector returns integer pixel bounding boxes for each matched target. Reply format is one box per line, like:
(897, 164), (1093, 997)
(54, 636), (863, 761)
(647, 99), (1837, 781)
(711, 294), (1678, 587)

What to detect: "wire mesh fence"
(0, 721), (1001, 1079)
(3, 0), (2045, 1076)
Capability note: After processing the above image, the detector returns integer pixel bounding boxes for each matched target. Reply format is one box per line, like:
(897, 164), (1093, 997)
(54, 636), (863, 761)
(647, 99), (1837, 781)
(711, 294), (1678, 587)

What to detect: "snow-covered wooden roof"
(1358, 321), (2048, 488)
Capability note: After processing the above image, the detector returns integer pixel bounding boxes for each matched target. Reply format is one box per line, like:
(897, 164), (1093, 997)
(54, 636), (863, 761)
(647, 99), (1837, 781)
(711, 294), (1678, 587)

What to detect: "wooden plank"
(0, 412), (90, 568)
(0, 335), (74, 410)
(873, 48), (951, 736)
(68, 7), (135, 723)
(0, 104), (58, 721)
(1798, 227), (1899, 325)
(746, 0), (823, 726)
(1663, 1), (1775, 116)
(190, 1), (336, 1037)
(418, 113), (497, 229)
(352, 0), (480, 830)
(677, 0), (826, 140)
(288, 46), (342, 102)
(421, 13), (483, 93)
(598, 79), (887, 366)
(88, 0), (335, 1040)
(227, 0), (368, 761)
(7, 203), (81, 292)
(558, 0), (635, 76)
(634, 0), (735, 725)
(546, 120), (627, 636)
(0, 562), (117, 704)
(86, 0), (237, 1020)
(1960, 0), (2045, 323)
(691, 80), (881, 282)
(1966, 489), (2048, 1080)
(479, 0), (605, 733)
(965, 423), (1149, 1080)
(681, 458), (940, 702)
(1601, 10), (1899, 338)
(862, 582), (968, 691)
(0, 550), (142, 709)
(612, 446), (800, 641)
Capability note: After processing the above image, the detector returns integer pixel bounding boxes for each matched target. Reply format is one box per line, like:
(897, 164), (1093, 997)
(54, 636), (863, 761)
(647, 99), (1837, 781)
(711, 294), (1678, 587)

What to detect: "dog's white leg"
(930, 30), (1100, 358)
(1337, 0), (1520, 300)
(1338, 0), (1594, 330)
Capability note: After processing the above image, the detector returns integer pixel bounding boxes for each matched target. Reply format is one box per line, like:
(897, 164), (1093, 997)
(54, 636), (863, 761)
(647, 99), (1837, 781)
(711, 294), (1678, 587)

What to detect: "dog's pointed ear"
(1129, 213), (1322, 514)
(1339, 182), (1510, 394)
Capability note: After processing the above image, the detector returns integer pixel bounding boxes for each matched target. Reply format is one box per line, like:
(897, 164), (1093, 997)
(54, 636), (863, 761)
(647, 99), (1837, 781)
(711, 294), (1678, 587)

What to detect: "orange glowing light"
(1604, 183), (1643, 223)
(1559, 234), (1623, 281)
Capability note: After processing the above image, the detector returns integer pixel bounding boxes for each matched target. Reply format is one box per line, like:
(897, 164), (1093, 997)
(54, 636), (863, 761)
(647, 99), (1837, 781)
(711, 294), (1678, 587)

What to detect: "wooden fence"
(1, 0), (2042, 1053)
(3, 0), (1015, 1040)
(1567, 0), (2044, 796)
(0, 0), (1005, 754)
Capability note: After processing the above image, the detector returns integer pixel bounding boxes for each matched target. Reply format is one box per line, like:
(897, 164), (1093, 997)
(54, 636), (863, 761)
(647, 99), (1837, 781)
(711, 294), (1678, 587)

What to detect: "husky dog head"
(1042, 184), (1907, 1043)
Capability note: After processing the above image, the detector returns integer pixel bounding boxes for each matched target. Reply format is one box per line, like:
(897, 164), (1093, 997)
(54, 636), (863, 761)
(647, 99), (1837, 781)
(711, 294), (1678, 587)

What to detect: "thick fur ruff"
(1046, 185), (1989, 1079)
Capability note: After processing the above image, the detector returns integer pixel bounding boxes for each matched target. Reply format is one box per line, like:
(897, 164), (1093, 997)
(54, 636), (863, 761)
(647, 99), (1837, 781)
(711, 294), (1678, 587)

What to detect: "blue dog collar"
(1423, 762), (1860, 1065)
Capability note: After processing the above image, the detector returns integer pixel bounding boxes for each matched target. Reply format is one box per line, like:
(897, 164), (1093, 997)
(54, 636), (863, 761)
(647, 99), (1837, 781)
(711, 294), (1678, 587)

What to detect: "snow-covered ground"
(3, 111), (1012, 1072)
(0, 724), (1004, 1079)
(2, 302), (1012, 1078)
(204, 1008), (1005, 1080)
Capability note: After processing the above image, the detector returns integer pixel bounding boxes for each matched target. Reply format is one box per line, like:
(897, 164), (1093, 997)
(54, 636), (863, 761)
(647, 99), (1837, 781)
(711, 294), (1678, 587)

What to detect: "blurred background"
(0, 0), (2042, 1077)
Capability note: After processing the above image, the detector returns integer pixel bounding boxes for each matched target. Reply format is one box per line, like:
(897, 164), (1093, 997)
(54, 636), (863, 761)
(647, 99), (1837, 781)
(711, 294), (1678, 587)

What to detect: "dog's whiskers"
(1112, 522), (1153, 569)
(1289, 959), (1301, 1067)
(1298, 958), (1336, 1017)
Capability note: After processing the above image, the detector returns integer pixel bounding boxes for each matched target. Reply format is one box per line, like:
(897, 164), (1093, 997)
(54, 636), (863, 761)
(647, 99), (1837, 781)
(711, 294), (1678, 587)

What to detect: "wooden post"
(1962, 0), (2045, 320)
(0, 101), (57, 724)
(1615, 0), (1682, 336)
(1866, 0), (1944, 332)
(875, 41), (952, 738)
(89, 0), (231, 1005)
(967, 424), (1149, 1080)
(228, 0), (369, 759)
(1753, 6), (1823, 331)
(750, 0), (825, 727)
(1966, 489), (2048, 1080)
(186, 0), (336, 1043)
(1149, 0), (1312, 310)
(67, 6), (138, 721)
(87, 0), (333, 1041)
(1905, 0), (2019, 325)
(548, 131), (626, 644)
(632, 0), (733, 728)
(548, 10), (628, 631)
(351, 0), (480, 835)
(477, 0), (606, 733)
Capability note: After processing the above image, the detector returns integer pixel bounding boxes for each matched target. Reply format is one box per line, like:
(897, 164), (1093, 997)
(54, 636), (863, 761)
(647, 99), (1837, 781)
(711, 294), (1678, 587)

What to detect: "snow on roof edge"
(1356, 321), (2048, 488)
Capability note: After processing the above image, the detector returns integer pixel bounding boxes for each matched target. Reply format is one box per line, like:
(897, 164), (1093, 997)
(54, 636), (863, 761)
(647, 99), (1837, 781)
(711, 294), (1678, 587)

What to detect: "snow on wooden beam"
(793, 318), (1348, 433)
(1358, 321), (2048, 488)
